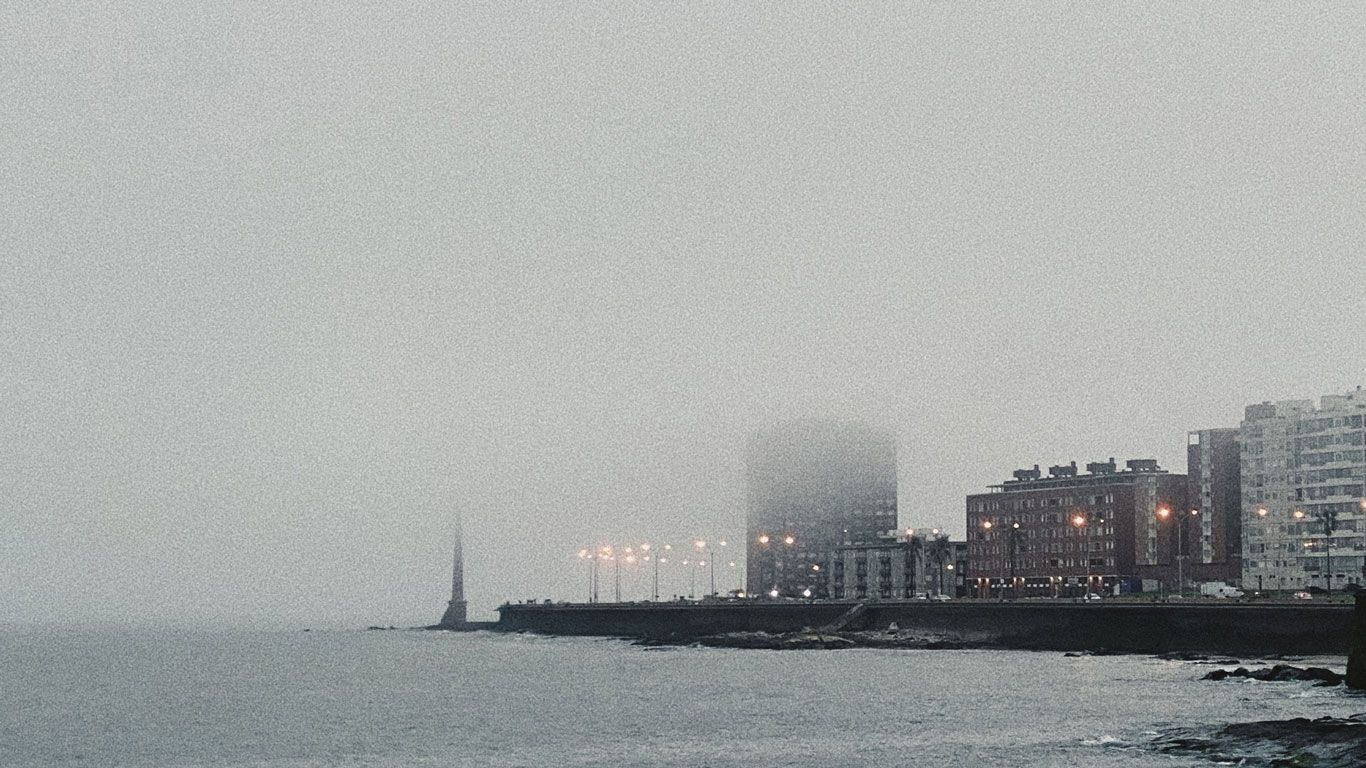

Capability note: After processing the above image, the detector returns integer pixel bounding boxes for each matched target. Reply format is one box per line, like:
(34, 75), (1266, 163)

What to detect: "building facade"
(1186, 428), (1243, 584)
(745, 421), (898, 598)
(1240, 389), (1366, 593)
(827, 535), (919, 600)
(967, 459), (1189, 597)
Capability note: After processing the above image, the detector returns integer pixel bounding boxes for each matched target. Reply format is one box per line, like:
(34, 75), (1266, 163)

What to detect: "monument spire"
(438, 513), (468, 628)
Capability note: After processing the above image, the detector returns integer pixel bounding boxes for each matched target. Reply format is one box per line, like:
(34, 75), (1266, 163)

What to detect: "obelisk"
(438, 514), (468, 628)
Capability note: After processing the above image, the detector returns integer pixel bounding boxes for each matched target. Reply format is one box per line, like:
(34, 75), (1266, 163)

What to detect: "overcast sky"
(3, 3), (1364, 625)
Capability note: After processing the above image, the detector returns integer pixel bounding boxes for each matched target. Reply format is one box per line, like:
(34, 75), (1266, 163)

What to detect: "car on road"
(1292, 591), (1313, 600)
(929, 593), (952, 601)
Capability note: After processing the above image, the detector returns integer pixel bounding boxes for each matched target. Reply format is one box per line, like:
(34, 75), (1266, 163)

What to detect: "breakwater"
(495, 600), (1353, 656)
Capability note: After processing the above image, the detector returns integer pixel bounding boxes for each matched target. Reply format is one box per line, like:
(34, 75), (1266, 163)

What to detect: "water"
(2, 626), (1361, 767)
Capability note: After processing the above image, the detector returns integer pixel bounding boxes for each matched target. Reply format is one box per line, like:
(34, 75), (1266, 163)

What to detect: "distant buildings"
(745, 421), (898, 598)
(966, 459), (1189, 597)
(963, 387), (1365, 598)
(1240, 389), (1366, 593)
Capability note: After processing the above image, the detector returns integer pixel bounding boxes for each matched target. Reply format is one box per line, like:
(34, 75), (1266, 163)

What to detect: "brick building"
(967, 459), (1189, 597)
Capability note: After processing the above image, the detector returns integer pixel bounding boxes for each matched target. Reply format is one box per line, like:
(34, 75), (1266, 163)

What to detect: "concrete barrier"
(496, 600), (1353, 656)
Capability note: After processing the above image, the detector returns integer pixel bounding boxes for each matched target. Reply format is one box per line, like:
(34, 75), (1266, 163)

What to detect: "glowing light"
(768, 588), (779, 598)
(982, 521), (993, 529)
(783, 535), (795, 545)
(1156, 507), (1170, 520)
(640, 543), (651, 552)
(1073, 515), (1087, 527)
(758, 534), (770, 544)
(1257, 508), (1268, 517)
(695, 540), (706, 549)
(801, 588), (812, 598)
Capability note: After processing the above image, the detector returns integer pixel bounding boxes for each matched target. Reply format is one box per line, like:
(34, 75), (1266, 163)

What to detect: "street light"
(1256, 508), (1270, 595)
(1360, 500), (1366, 589)
(1292, 508), (1306, 593)
(695, 540), (715, 597)
(1156, 507), (1199, 599)
(577, 549), (594, 603)
(1072, 514), (1090, 598)
(1009, 522), (1021, 599)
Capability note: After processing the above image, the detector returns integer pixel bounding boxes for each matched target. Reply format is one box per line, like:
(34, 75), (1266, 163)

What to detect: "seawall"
(495, 601), (1353, 656)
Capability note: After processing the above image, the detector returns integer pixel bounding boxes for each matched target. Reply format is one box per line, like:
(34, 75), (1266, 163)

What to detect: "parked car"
(1292, 591), (1313, 600)
(1082, 592), (1103, 601)
(929, 593), (952, 602)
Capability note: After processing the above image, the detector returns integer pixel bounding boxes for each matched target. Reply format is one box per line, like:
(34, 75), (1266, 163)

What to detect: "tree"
(1316, 507), (1340, 598)
(904, 535), (924, 597)
(926, 534), (952, 597)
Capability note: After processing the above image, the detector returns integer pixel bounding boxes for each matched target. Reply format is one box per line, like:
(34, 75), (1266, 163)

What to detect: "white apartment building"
(1241, 388), (1366, 593)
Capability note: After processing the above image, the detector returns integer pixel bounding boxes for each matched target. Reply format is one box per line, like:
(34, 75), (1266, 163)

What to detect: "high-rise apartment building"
(1240, 389), (1366, 593)
(1187, 428), (1242, 584)
(745, 421), (898, 598)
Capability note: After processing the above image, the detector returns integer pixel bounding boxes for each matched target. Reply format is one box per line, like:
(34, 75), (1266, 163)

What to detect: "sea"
(1, 626), (1361, 767)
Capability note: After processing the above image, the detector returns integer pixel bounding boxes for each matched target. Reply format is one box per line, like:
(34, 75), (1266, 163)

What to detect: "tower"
(438, 515), (468, 628)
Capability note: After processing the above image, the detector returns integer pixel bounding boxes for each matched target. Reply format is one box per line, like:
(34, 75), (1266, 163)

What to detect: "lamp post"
(640, 543), (657, 601)
(695, 540), (714, 597)
(981, 520), (996, 598)
(756, 533), (772, 597)
(1256, 508), (1268, 595)
(1156, 508), (1199, 598)
(1292, 508), (1306, 593)
(1072, 514), (1090, 598)
(1360, 499), (1366, 589)
(577, 549), (593, 603)
(1009, 522), (1020, 599)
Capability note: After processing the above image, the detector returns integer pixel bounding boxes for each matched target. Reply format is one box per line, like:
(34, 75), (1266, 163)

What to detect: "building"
(827, 534), (918, 600)
(1240, 389), (1366, 594)
(745, 420), (898, 598)
(1187, 428), (1243, 584)
(966, 459), (1189, 598)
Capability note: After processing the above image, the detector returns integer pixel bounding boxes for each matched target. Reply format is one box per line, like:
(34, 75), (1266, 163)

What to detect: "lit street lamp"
(695, 540), (714, 597)
(1156, 507), (1199, 599)
(1072, 514), (1091, 598)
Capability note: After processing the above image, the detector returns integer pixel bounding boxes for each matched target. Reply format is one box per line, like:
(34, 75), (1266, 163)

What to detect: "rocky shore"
(639, 627), (969, 651)
(1156, 715), (1366, 767)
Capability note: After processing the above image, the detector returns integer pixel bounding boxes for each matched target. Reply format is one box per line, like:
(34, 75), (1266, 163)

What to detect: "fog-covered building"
(745, 421), (898, 598)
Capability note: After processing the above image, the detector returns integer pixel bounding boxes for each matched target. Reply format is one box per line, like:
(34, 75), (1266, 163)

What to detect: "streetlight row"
(575, 539), (738, 602)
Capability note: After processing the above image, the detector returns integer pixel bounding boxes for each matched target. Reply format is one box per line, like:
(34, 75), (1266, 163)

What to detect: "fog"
(3, 3), (1364, 625)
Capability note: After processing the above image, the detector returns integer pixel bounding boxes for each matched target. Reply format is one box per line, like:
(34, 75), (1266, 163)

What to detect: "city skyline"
(5, 3), (1364, 626)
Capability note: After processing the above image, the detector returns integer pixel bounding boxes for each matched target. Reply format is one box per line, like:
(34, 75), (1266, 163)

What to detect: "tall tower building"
(438, 515), (468, 628)
(745, 421), (898, 598)
(1240, 389), (1366, 593)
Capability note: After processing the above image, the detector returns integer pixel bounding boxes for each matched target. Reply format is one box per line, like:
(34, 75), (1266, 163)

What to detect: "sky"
(3, 3), (1365, 626)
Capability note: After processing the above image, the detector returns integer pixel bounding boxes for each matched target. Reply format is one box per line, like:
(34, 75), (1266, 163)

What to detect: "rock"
(1201, 664), (1343, 686)
(1156, 716), (1366, 767)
